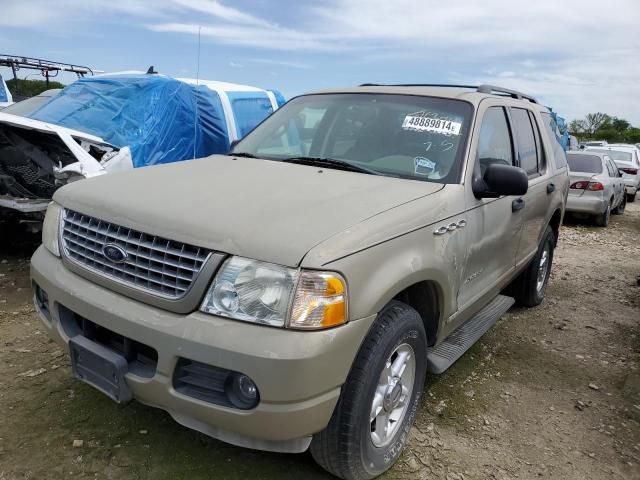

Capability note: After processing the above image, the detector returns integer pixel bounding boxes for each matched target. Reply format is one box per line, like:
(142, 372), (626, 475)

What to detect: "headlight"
(42, 202), (62, 257)
(200, 257), (347, 330)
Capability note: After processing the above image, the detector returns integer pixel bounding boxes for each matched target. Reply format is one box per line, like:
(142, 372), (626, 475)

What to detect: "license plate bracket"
(69, 336), (132, 403)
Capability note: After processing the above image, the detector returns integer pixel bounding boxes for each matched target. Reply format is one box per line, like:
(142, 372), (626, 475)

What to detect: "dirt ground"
(1, 203), (639, 480)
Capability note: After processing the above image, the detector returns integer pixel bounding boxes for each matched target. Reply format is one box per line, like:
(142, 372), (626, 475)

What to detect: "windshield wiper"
(279, 156), (381, 176)
(228, 151), (258, 158)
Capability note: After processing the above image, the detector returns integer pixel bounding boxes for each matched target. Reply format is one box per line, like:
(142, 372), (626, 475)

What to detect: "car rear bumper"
(30, 246), (375, 453)
(566, 195), (607, 215)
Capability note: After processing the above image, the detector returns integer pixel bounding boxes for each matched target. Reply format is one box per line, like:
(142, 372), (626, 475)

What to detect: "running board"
(427, 295), (515, 374)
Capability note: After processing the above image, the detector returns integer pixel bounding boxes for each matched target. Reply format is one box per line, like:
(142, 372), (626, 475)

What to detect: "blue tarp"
(29, 74), (230, 168)
(0, 74), (10, 102)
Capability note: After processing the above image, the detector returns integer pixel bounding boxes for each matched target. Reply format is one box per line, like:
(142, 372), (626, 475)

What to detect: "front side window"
(234, 93), (474, 183)
(510, 108), (542, 176)
(476, 107), (513, 175)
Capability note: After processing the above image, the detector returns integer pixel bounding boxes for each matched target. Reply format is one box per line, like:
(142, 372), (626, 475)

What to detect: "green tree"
(6, 78), (65, 97)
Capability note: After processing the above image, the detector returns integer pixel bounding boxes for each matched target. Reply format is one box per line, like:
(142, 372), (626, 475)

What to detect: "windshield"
(233, 93), (473, 183)
(588, 149), (632, 163)
(567, 154), (602, 173)
(2, 91), (59, 117)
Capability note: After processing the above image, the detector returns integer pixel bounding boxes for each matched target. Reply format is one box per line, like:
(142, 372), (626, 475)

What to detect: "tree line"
(6, 78), (65, 99)
(569, 113), (640, 143)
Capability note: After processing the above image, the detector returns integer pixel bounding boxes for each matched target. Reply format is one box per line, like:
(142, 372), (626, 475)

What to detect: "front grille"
(61, 209), (211, 299)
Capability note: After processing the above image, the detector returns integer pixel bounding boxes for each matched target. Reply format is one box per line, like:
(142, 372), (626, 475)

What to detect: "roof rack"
(357, 83), (538, 104)
(0, 54), (100, 97)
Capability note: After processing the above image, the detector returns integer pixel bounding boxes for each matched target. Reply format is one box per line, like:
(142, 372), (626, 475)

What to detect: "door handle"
(547, 183), (556, 194)
(512, 198), (525, 212)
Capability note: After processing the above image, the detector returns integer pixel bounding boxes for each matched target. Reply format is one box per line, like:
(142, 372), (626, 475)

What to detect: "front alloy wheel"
(370, 344), (416, 447)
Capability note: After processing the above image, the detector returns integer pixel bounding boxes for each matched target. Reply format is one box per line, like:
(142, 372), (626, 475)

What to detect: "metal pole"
(10, 61), (18, 96)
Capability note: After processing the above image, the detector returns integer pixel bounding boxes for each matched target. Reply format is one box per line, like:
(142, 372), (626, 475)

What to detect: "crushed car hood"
(54, 155), (444, 266)
(0, 112), (132, 206)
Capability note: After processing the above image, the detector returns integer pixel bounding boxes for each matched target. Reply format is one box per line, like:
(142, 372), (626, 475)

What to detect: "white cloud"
(172, 0), (274, 27)
(249, 58), (313, 70)
(3, 0), (639, 122)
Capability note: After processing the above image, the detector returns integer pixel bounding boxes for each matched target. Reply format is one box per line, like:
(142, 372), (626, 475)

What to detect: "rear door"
(509, 107), (550, 266)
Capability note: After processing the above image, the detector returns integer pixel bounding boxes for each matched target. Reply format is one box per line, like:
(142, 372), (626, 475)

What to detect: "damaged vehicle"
(0, 72), (285, 227)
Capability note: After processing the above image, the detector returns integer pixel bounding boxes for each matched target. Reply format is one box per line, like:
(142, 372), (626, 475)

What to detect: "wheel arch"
(391, 280), (443, 347)
(548, 208), (562, 245)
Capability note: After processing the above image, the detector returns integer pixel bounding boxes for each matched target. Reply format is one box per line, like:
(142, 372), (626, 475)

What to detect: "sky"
(1, 0), (639, 124)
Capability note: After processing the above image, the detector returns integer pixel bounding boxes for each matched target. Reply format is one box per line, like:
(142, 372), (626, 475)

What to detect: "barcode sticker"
(402, 115), (462, 135)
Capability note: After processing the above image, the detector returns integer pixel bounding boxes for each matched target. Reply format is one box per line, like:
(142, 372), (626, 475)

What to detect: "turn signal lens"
(289, 271), (347, 330)
(587, 182), (604, 191)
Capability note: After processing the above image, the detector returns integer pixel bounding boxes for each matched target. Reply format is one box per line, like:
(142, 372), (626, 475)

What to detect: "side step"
(427, 294), (515, 374)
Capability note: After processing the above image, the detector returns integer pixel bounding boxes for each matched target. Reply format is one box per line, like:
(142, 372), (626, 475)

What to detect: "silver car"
(586, 145), (640, 202)
(566, 151), (626, 226)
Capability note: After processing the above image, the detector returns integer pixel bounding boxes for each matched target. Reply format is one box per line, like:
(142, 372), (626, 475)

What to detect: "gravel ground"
(0, 203), (639, 480)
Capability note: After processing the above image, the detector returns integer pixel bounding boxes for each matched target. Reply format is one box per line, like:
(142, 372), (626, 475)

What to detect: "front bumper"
(566, 195), (607, 215)
(30, 246), (375, 452)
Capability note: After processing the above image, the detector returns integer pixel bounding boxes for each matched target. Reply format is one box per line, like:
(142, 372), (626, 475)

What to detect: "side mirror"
(473, 163), (529, 199)
(618, 169), (624, 177)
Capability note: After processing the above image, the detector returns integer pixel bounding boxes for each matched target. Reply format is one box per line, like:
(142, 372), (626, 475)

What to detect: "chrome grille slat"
(61, 209), (211, 299)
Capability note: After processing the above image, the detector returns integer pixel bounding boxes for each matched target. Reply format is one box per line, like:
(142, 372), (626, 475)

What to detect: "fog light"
(225, 373), (259, 409)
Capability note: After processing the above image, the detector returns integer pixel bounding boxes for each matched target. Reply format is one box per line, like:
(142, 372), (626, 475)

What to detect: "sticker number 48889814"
(402, 115), (462, 135)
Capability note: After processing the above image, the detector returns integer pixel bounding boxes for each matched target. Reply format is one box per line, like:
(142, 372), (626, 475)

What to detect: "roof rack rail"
(476, 84), (538, 103)
(357, 83), (538, 104)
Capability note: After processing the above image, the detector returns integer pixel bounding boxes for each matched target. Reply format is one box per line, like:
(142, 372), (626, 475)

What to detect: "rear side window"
(510, 108), (542, 176)
(567, 154), (603, 174)
(540, 111), (567, 169)
(228, 92), (275, 138)
(476, 107), (513, 174)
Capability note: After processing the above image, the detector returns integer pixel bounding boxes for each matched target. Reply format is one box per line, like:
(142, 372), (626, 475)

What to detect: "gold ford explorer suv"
(31, 84), (569, 480)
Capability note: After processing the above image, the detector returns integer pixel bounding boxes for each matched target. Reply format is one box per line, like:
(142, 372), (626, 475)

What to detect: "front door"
(457, 104), (524, 313)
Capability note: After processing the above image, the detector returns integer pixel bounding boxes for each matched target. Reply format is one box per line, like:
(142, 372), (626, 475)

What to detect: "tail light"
(570, 181), (604, 191)
(620, 167), (638, 175)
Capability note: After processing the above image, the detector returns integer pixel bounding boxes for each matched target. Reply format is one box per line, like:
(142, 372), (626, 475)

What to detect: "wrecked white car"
(0, 72), (285, 224)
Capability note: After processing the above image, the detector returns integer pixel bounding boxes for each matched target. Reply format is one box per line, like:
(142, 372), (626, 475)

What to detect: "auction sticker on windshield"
(402, 114), (462, 135)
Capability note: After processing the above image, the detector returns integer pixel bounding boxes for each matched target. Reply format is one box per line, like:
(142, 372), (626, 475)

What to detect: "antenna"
(193, 25), (201, 160)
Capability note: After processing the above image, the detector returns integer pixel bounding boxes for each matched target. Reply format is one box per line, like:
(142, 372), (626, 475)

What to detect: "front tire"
(627, 193), (636, 203)
(310, 301), (427, 480)
(511, 226), (555, 307)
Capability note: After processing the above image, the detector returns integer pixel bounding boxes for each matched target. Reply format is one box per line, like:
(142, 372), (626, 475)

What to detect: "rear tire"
(612, 195), (626, 215)
(310, 301), (427, 480)
(627, 193), (636, 203)
(510, 226), (555, 308)
(594, 203), (610, 227)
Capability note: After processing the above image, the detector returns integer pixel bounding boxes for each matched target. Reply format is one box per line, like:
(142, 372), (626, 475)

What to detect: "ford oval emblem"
(102, 243), (128, 264)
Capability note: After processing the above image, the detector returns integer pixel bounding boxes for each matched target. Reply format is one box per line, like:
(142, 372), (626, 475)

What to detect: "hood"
(54, 155), (444, 266)
(0, 111), (105, 142)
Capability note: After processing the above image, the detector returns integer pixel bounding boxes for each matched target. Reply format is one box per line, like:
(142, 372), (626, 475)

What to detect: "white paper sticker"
(402, 115), (462, 135)
(414, 156), (436, 175)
